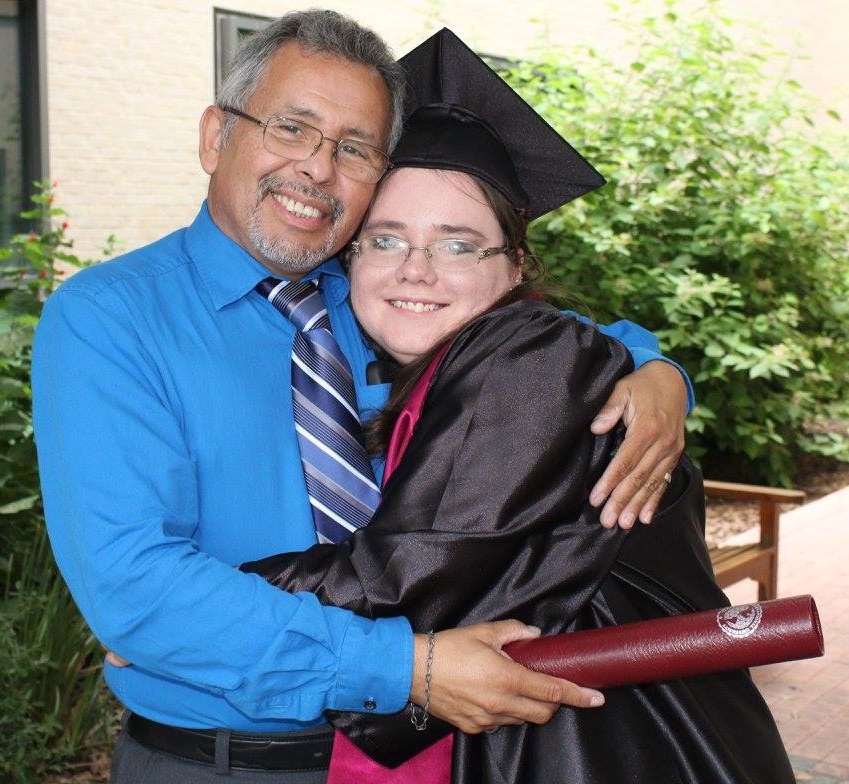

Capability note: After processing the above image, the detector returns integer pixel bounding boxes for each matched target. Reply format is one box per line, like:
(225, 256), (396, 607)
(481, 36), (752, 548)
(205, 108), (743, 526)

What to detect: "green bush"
(0, 184), (118, 782)
(2, 529), (117, 783)
(500, 0), (849, 484)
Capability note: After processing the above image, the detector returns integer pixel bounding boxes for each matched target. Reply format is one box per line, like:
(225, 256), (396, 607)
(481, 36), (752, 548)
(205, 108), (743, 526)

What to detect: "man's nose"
(293, 138), (338, 183)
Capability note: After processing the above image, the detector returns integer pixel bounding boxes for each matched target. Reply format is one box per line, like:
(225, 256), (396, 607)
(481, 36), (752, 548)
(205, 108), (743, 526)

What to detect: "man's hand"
(410, 620), (604, 734)
(105, 650), (131, 667)
(589, 360), (687, 528)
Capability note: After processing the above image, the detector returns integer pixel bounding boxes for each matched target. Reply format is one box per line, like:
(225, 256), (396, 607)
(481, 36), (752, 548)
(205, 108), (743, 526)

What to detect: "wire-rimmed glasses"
(221, 106), (391, 184)
(350, 235), (509, 271)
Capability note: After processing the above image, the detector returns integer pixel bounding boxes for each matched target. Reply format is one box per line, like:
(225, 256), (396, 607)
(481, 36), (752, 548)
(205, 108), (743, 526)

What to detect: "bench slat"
(703, 479), (805, 504)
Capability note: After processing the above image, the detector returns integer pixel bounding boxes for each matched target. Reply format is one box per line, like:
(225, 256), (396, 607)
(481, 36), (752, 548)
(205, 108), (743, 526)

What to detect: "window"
(214, 9), (272, 97)
(0, 0), (43, 242)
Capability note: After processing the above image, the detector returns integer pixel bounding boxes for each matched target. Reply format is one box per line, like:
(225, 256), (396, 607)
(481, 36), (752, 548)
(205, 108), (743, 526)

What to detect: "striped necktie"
(256, 277), (380, 544)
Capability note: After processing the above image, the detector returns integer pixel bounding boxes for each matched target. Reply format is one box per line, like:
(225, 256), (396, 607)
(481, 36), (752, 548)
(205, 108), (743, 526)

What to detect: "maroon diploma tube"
(504, 595), (824, 688)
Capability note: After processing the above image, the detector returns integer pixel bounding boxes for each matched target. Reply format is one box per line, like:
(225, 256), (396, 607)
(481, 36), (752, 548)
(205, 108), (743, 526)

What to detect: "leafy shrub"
(2, 529), (116, 783)
(0, 184), (118, 782)
(0, 184), (108, 561)
(501, 0), (849, 483)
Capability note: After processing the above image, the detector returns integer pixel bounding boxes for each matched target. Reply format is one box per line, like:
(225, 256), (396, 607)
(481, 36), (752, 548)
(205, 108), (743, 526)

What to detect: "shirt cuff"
(333, 614), (413, 714)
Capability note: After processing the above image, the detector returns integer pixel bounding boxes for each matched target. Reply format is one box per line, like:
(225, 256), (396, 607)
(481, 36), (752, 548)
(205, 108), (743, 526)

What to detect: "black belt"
(126, 712), (334, 771)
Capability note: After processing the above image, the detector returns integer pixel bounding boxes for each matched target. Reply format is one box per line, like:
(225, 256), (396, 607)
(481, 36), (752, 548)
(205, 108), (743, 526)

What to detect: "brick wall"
(43, 0), (848, 260)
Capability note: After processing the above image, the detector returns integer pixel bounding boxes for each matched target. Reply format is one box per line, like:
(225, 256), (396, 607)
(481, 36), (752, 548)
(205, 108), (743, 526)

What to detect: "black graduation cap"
(395, 28), (605, 220)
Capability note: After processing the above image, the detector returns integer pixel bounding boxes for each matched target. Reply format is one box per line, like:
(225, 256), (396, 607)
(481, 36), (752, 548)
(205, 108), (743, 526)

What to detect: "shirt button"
(363, 698), (377, 711)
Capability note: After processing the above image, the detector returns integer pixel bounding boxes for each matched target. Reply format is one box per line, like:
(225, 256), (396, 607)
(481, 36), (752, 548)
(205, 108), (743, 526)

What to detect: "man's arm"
(31, 286), (411, 722)
(584, 316), (691, 528)
(34, 284), (589, 730)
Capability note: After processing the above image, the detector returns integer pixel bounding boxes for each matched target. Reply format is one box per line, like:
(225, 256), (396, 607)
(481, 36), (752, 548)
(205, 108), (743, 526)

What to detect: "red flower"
(38, 270), (47, 279)
(61, 221), (70, 231)
(28, 233), (37, 242)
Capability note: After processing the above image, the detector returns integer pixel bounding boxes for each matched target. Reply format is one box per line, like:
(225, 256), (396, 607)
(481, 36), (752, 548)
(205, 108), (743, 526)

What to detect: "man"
(32, 10), (689, 783)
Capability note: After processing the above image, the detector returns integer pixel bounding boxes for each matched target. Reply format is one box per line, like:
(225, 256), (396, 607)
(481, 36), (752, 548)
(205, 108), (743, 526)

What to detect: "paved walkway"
(723, 485), (849, 784)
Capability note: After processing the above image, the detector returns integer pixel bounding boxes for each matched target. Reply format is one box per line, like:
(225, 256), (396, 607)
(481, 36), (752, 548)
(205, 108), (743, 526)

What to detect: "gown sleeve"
(568, 312), (695, 412)
(242, 300), (634, 632)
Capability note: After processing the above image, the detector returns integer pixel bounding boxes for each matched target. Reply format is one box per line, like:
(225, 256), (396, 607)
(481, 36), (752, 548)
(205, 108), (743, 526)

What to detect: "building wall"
(43, 0), (849, 260)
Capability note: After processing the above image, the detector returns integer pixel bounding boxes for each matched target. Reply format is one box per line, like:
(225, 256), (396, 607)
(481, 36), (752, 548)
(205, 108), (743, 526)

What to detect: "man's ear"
(199, 106), (224, 175)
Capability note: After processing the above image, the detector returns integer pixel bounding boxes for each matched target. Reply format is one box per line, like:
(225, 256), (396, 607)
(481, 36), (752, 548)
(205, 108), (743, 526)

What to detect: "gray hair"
(217, 9), (405, 152)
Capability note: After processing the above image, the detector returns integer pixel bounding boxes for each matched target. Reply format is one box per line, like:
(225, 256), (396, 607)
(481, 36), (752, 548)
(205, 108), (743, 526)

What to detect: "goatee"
(248, 176), (345, 274)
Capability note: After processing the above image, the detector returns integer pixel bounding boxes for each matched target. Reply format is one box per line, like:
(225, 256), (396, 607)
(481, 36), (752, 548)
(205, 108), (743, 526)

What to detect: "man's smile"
(272, 193), (323, 219)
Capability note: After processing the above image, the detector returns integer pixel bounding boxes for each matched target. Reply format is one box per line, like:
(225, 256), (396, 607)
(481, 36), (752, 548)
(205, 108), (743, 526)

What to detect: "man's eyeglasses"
(220, 106), (391, 184)
(350, 235), (509, 272)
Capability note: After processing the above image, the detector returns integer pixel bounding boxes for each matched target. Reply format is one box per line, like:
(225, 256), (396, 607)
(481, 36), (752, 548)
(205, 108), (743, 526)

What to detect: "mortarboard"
(395, 28), (605, 220)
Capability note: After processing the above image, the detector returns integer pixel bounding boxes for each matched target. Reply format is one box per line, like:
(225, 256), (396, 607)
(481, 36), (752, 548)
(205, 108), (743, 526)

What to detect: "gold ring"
(662, 471), (672, 484)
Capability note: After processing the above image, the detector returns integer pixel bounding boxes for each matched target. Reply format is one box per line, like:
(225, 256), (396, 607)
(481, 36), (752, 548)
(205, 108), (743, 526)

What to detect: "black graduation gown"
(243, 299), (794, 784)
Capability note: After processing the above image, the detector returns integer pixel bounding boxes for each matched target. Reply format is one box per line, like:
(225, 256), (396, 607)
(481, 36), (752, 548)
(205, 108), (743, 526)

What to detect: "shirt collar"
(186, 200), (351, 310)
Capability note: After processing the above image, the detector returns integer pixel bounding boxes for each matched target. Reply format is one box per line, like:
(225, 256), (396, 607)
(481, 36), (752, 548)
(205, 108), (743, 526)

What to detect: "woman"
(241, 29), (795, 783)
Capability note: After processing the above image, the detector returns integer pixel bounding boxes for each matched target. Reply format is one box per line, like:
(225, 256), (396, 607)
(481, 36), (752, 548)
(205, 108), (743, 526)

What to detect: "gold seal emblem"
(716, 603), (763, 639)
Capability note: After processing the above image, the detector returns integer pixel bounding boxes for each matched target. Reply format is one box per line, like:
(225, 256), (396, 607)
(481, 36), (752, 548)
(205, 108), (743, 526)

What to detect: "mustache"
(258, 175), (344, 225)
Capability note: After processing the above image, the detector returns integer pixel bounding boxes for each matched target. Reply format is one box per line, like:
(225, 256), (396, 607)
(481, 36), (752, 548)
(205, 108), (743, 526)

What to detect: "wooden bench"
(704, 479), (806, 601)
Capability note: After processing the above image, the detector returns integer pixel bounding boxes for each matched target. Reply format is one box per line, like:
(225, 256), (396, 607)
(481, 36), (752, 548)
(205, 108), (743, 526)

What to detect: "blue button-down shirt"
(33, 203), (410, 731)
(32, 202), (691, 732)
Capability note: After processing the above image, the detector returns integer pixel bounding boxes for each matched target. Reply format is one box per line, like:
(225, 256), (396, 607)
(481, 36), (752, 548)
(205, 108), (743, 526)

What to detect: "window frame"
(214, 9), (272, 97)
(1, 0), (46, 239)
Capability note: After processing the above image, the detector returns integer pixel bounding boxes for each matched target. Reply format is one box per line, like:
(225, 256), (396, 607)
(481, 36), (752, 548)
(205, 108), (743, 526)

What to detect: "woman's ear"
(199, 106), (225, 175)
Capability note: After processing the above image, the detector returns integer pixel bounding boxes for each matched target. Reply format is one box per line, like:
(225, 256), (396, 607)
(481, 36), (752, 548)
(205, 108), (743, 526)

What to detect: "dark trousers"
(109, 714), (330, 784)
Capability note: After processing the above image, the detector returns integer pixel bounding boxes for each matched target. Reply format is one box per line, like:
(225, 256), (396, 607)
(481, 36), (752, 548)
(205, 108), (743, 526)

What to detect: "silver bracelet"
(410, 629), (435, 731)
